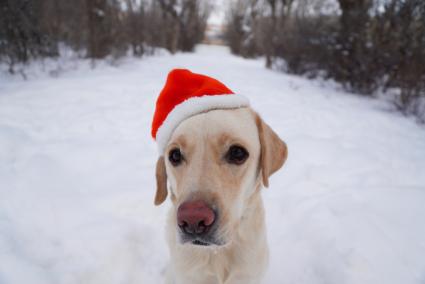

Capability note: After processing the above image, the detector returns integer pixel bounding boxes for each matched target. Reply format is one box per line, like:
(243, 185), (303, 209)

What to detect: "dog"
(154, 106), (287, 283)
(150, 69), (287, 283)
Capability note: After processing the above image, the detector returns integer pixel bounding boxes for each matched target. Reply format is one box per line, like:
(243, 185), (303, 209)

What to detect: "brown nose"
(177, 200), (215, 235)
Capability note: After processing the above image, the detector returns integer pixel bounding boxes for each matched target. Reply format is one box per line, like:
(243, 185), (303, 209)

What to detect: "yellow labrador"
(154, 106), (287, 284)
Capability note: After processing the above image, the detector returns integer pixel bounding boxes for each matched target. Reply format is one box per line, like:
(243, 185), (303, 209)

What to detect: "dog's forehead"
(170, 108), (259, 147)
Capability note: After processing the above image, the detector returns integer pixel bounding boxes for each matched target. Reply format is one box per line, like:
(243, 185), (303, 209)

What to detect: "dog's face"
(154, 108), (287, 247)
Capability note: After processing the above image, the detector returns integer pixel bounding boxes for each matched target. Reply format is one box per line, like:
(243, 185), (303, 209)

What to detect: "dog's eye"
(169, 148), (183, 166)
(225, 145), (249, 165)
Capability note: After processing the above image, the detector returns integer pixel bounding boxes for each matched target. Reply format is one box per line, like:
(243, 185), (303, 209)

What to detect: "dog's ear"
(154, 156), (168, 205)
(255, 113), (288, 187)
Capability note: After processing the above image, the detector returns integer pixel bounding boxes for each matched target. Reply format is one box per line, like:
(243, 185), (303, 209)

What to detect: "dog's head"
(154, 107), (287, 247)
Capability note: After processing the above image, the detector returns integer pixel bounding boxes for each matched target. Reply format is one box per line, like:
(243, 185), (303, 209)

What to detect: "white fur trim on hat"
(156, 94), (250, 154)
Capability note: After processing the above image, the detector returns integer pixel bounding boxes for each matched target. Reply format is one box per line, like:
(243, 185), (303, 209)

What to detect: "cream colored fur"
(155, 107), (287, 284)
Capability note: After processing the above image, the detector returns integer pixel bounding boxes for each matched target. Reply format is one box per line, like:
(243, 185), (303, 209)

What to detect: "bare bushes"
(224, 0), (425, 122)
(0, 0), (211, 72)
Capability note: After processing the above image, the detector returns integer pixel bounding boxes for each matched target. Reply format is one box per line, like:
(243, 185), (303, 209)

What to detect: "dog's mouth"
(191, 239), (211, 246)
(179, 233), (224, 247)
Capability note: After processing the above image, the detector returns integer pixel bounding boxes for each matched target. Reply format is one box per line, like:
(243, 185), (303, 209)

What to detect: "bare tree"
(331, 0), (374, 93)
(224, 0), (263, 57)
(158, 0), (211, 53)
(0, 0), (55, 72)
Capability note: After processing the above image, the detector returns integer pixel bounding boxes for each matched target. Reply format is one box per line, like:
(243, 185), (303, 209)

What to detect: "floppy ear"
(154, 156), (168, 205)
(255, 113), (288, 187)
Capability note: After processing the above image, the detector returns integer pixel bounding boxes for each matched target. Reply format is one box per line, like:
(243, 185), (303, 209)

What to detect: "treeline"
(225, 0), (425, 122)
(0, 0), (211, 72)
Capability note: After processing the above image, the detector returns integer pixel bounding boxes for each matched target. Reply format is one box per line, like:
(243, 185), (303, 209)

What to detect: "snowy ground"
(1, 45), (425, 284)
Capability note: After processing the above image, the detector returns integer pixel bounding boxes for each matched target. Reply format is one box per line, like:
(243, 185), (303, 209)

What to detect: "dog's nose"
(177, 200), (215, 235)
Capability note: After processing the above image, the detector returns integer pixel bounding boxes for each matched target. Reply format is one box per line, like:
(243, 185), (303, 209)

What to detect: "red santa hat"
(151, 69), (250, 154)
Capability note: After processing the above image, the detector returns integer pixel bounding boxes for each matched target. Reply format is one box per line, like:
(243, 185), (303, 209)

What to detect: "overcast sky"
(208, 0), (226, 25)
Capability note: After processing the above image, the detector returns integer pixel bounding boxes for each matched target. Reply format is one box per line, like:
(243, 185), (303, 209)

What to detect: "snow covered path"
(1, 45), (425, 284)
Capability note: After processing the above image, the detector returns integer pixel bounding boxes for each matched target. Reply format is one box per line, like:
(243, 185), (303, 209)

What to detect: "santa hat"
(151, 69), (250, 154)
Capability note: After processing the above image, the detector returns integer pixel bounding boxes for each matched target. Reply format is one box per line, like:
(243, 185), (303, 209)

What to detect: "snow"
(1, 45), (425, 284)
